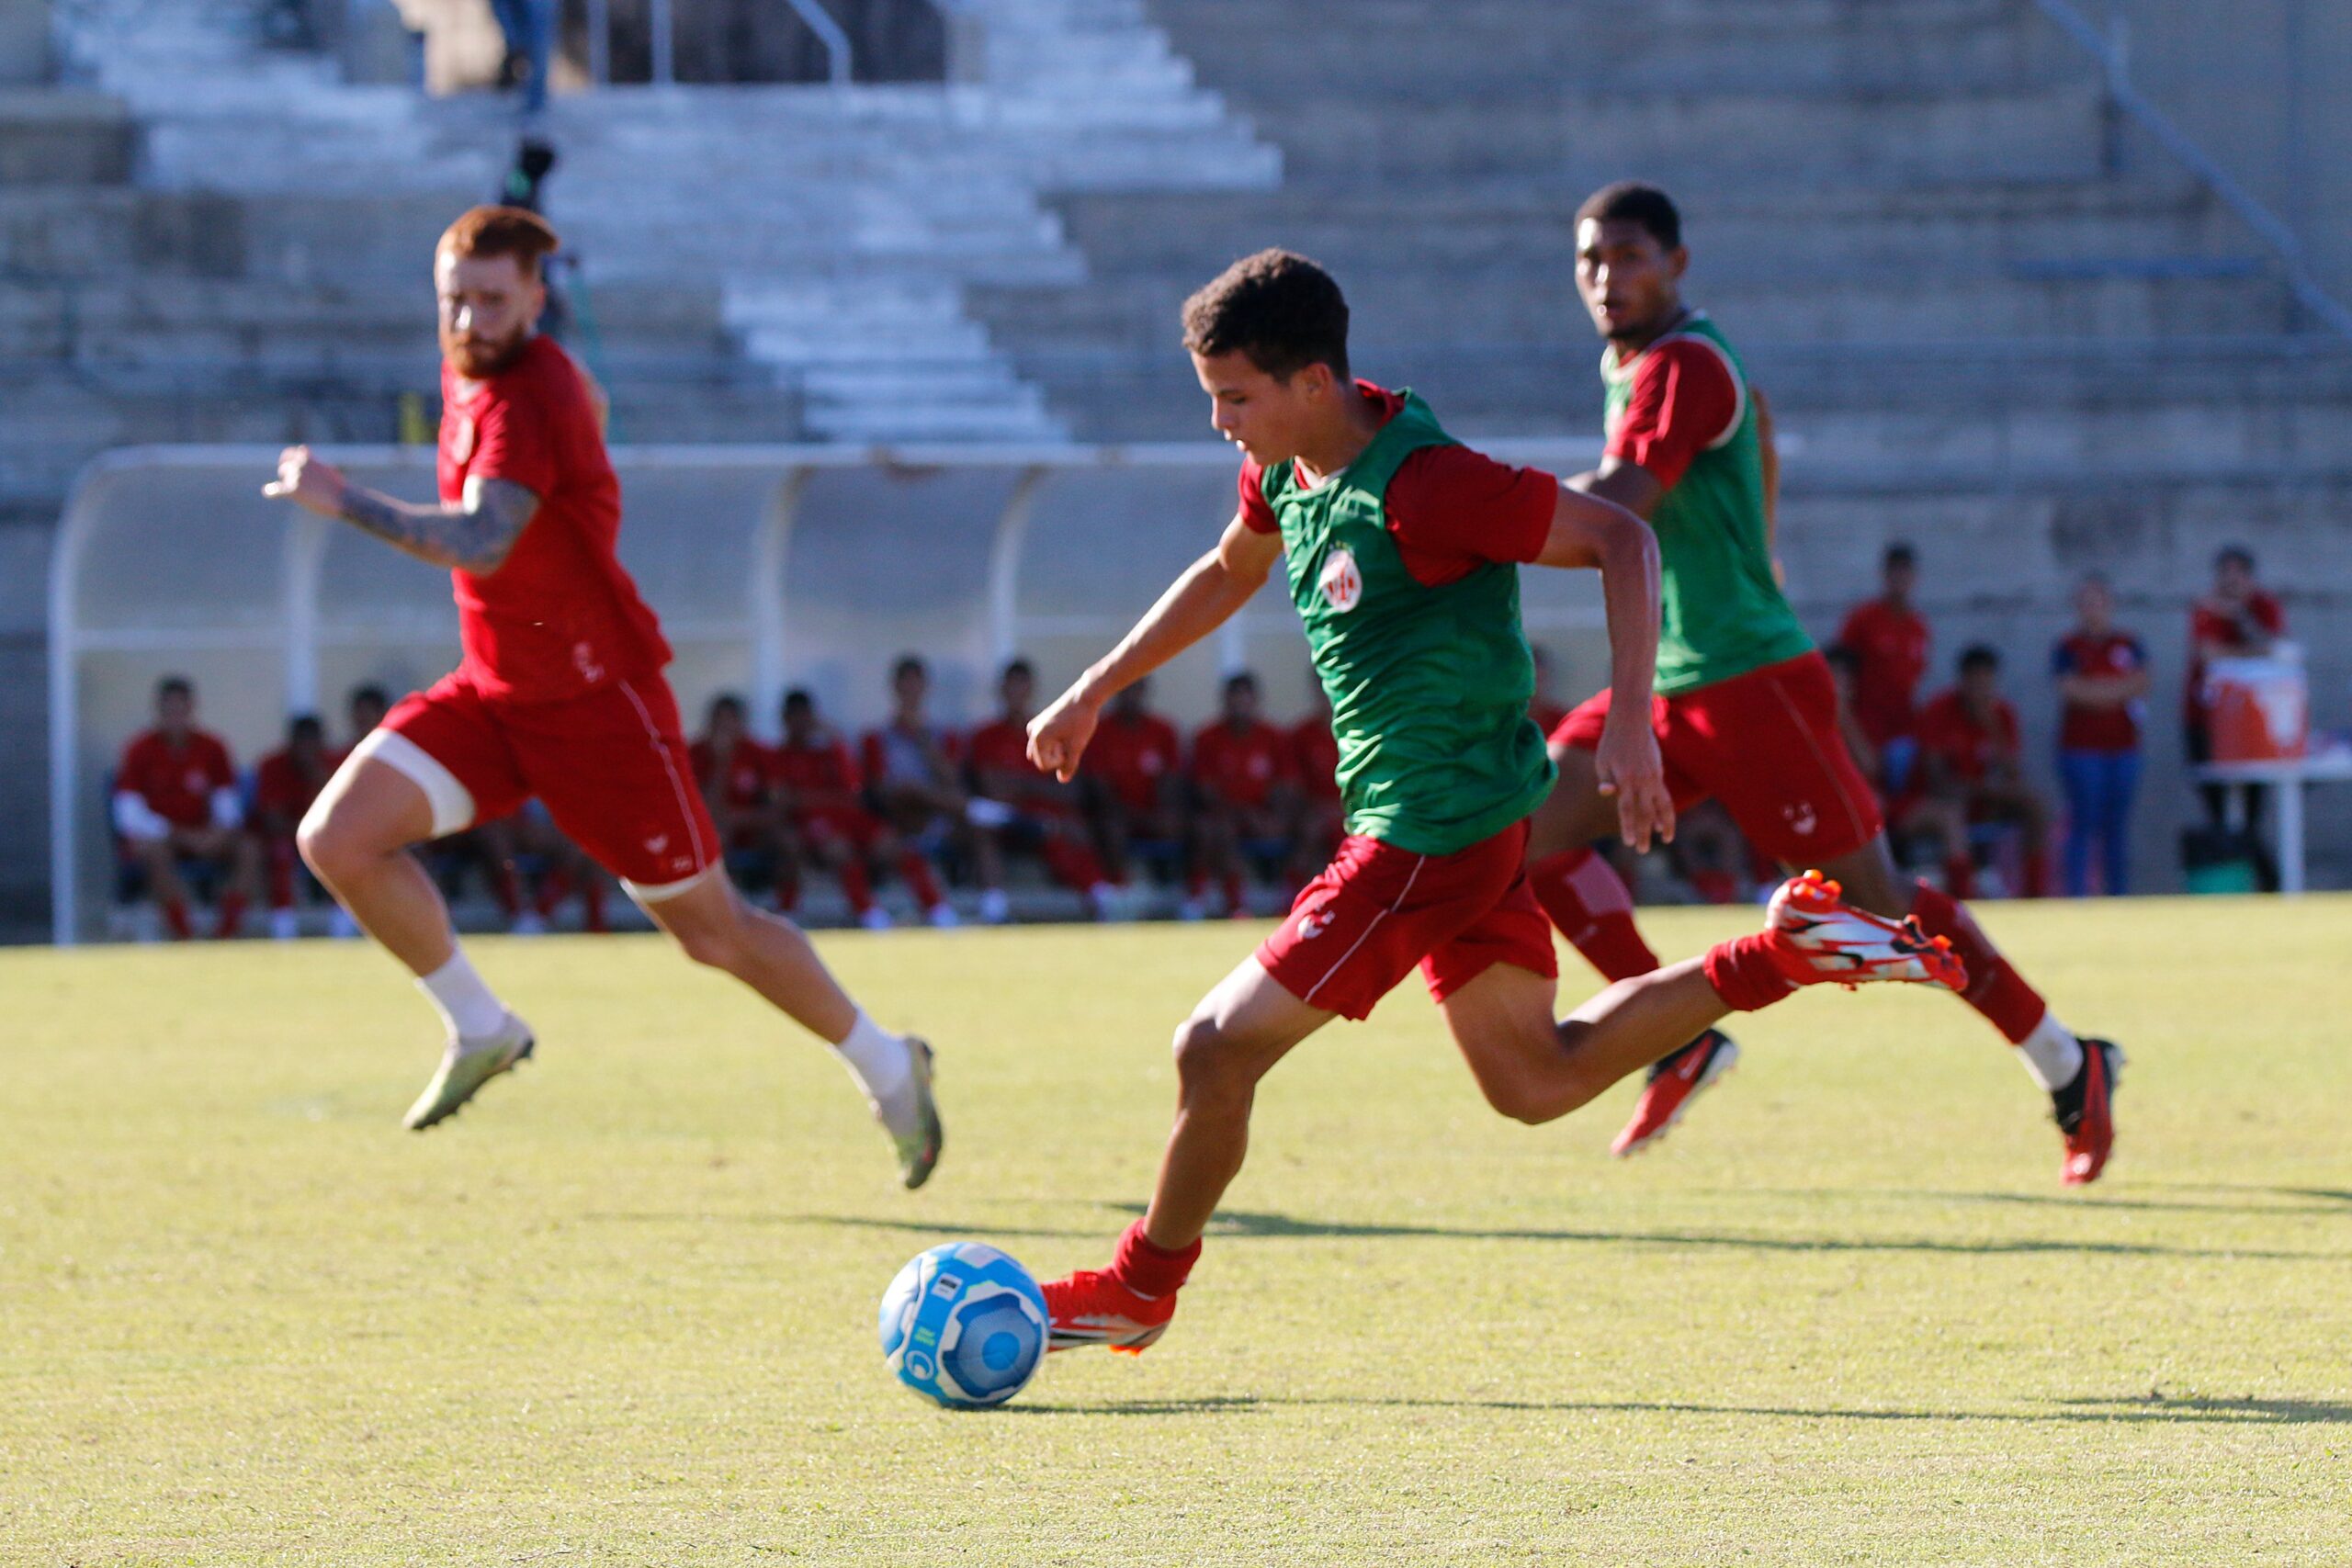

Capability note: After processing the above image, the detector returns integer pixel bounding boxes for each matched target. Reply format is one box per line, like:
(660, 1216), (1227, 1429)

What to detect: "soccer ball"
(876, 1242), (1050, 1409)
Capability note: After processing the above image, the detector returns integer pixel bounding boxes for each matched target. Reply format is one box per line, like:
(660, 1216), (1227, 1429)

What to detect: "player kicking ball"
(1023, 251), (1964, 1353)
(1521, 183), (2120, 1183)
(262, 206), (941, 1187)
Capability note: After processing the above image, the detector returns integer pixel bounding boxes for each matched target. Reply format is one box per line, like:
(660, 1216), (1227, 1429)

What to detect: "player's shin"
(1905, 883), (2084, 1088)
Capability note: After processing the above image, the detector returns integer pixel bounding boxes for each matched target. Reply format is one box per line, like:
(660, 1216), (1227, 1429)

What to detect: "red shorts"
(797, 806), (885, 853)
(369, 671), (719, 897)
(1256, 820), (1556, 1021)
(1550, 650), (1883, 863)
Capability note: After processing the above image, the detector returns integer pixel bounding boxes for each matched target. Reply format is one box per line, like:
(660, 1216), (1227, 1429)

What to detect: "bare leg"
(298, 758), (455, 976)
(1523, 742), (1626, 864)
(1440, 959), (1730, 1125)
(1142, 957), (1335, 1250)
(639, 869), (858, 1044)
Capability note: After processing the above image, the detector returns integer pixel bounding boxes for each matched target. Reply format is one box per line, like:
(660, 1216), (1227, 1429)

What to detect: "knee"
(1170, 1015), (1260, 1108)
(671, 911), (751, 975)
(295, 802), (355, 883)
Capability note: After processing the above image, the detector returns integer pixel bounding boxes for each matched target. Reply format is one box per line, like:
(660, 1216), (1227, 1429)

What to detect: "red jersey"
(2052, 631), (2147, 752)
(1290, 715), (1341, 803)
(438, 335), (671, 705)
(1602, 337), (1742, 491)
(2186, 591), (2286, 720)
(965, 718), (1035, 781)
(254, 746), (341, 823)
(1238, 383), (1555, 586)
(1917, 690), (2019, 785)
(1837, 597), (1930, 745)
(1193, 718), (1293, 809)
(689, 738), (775, 812)
(773, 736), (865, 812)
(1090, 709), (1184, 813)
(117, 728), (238, 829)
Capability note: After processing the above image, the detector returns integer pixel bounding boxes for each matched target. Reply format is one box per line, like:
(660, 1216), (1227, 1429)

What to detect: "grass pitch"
(5, 897), (2350, 1566)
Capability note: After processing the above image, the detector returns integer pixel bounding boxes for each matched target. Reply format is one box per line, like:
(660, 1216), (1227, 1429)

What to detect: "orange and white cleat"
(1042, 1269), (1179, 1355)
(1763, 870), (1968, 992)
(2055, 1037), (2124, 1186)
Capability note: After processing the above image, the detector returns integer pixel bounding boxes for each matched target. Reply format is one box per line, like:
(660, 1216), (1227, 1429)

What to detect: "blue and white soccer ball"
(876, 1242), (1050, 1409)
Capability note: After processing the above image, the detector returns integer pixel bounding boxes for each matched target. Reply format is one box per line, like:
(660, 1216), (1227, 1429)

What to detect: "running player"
(1025, 250), (1963, 1353)
(1521, 182), (2120, 1181)
(262, 206), (941, 1185)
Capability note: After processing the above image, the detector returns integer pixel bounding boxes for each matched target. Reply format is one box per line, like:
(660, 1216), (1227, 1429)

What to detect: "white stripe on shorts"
(352, 728), (477, 839)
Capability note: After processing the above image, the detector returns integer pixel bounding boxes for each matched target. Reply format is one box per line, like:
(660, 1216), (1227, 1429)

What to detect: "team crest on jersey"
(1317, 547), (1363, 613)
(450, 416), (476, 464)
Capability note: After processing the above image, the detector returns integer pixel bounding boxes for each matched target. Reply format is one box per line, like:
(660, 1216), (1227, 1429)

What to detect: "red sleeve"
(2254, 592), (2287, 636)
(200, 734), (236, 788)
(1604, 338), (1740, 491)
(1236, 460), (1279, 535)
(116, 734), (152, 791)
(1382, 446), (1559, 588)
(468, 385), (558, 499)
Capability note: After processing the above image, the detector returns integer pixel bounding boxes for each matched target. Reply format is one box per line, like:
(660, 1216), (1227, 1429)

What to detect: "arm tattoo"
(335, 477), (540, 573)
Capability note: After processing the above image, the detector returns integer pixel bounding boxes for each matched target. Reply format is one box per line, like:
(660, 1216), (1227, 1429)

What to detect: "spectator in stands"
(490, 0), (555, 116)
(1838, 543), (1932, 795)
(2052, 574), (2151, 897)
(2186, 543), (2288, 851)
(113, 675), (260, 940)
(346, 683), (390, 745)
(862, 653), (974, 874)
(1189, 671), (1295, 919)
(777, 688), (953, 930)
(1917, 645), (2052, 898)
(967, 659), (1118, 922)
(691, 693), (785, 896)
(253, 713), (341, 940)
(1826, 643), (1973, 897)
(1287, 682), (1345, 886)
(1527, 644), (1569, 735)
(1084, 676), (1189, 891)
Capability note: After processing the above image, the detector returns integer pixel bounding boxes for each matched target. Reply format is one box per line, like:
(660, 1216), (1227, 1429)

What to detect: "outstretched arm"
(1534, 484), (1674, 849)
(264, 445), (539, 574)
(1029, 515), (1281, 782)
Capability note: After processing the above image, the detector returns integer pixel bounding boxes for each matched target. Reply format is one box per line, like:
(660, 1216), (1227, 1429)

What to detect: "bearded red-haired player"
(264, 207), (941, 1182)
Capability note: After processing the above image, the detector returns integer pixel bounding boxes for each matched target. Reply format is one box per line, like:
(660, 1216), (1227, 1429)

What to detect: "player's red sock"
(840, 859), (876, 916)
(212, 891), (248, 940)
(898, 852), (944, 912)
(1185, 868), (1209, 900)
(1528, 847), (1660, 980)
(1941, 856), (1976, 899)
(1110, 1218), (1200, 1298)
(534, 869), (569, 919)
(775, 869), (801, 914)
(580, 877), (608, 934)
(1702, 932), (1798, 1012)
(1907, 884), (2047, 1044)
(490, 863), (524, 919)
(267, 842), (297, 910)
(160, 897), (192, 941)
(2022, 848), (2052, 900)
(1220, 872), (1245, 914)
(1043, 837), (1104, 894)
(1689, 868), (1738, 906)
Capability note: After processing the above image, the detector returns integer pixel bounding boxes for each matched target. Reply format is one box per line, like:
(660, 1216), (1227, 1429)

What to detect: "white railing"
(583, 0), (980, 88)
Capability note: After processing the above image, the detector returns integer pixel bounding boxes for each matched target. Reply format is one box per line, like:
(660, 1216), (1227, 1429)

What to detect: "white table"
(2192, 753), (2352, 894)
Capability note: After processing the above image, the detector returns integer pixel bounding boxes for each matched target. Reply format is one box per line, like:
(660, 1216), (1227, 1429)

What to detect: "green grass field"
(6, 897), (2350, 1565)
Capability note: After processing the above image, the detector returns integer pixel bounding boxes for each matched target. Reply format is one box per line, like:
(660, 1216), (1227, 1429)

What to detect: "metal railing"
(2033, 0), (2352, 342)
(580, 0), (983, 90)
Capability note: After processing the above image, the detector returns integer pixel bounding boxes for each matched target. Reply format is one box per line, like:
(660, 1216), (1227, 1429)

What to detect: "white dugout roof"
(50, 441), (1603, 943)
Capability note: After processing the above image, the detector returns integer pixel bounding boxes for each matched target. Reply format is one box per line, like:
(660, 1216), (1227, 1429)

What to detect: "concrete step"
(0, 89), (137, 184)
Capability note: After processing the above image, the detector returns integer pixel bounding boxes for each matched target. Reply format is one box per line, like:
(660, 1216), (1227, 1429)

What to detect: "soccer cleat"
(886, 1036), (944, 1190)
(402, 1013), (536, 1130)
(2054, 1037), (2124, 1187)
(1042, 1268), (1178, 1354)
(1611, 1028), (1739, 1157)
(1763, 870), (1968, 991)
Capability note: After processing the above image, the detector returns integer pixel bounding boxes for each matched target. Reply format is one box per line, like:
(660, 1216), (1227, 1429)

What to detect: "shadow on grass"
(1718, 1187), (2352, 1219)
(1011, 1392), (2352, 1426)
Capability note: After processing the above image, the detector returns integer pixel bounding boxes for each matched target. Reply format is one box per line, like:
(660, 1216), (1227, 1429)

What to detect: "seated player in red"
(1188, 670), (1297, 918)
(861, 654), (972, 891)
(690, 693), (786, 893)
(1917, 645), (2053, 898)
(775, 688), (953, 930)
(967, 658), (1119, 922)
(262, 206), (939, 1183)
(113, 675), (261, 941)
(1286, 681), (1346, 885)
(1082, 675), (1189, 892)
(1825, 643), (1973, 897)
(1024, 250), (1963, 1356)
(1522, 182), (2118, 1179)
(253, 713), (343, 939)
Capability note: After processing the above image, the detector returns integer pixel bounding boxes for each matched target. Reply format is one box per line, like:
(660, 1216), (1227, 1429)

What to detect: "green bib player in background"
(1522, 181), (2123, 1183)
(1023, 249), (1962, 1357)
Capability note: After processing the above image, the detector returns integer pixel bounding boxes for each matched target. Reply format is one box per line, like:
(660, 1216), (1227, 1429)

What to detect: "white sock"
(833, 1009), (915, 1125)
(418, 950), (508, 1042)
(2015, 1011), (2086, 1094)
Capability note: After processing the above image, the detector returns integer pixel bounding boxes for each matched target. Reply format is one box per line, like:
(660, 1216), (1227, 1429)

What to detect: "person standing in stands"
(2051, 575), (2150, 897)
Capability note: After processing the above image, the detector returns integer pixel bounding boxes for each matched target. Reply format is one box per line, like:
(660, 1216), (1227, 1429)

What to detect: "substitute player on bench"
(1522, 182), (2119, 1182)
(263, 206), (941, 1186)
(1025, 251), (1962, 1353)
